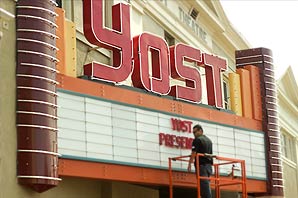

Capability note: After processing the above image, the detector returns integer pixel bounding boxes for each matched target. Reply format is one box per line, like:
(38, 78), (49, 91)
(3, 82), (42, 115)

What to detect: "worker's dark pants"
(197, 164), (212, 198)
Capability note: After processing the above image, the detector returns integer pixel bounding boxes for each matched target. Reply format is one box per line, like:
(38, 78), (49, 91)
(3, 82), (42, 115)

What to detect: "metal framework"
(168, 153), (247, 198)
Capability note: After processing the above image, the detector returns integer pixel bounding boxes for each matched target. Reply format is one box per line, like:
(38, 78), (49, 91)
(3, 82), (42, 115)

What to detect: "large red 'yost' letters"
(169, 44), (202, 102)
(83, 0), (132, 82)
(83, 0), (227, 108)
(132, 33), (170, 94)
(203, 54), (227, 108)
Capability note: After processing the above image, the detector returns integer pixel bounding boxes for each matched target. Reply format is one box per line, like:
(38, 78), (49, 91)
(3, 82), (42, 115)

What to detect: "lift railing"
(168, 153), (247, 198)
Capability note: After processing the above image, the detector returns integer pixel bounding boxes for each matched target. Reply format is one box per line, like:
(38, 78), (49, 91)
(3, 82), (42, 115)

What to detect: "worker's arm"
(187, 151), (196, 172)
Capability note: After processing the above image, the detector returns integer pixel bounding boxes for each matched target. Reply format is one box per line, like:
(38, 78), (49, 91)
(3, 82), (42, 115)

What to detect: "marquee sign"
(57, 90), (267, 179)
(159, 118), (193, 149)
(83, 0), (227, 108)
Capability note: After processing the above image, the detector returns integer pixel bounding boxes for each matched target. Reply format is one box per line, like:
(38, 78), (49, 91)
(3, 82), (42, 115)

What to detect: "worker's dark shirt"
(192, 135), (213, 165)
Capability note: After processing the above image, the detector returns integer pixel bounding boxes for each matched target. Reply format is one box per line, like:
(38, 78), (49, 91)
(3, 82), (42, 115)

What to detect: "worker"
(188, 124), (213, 198)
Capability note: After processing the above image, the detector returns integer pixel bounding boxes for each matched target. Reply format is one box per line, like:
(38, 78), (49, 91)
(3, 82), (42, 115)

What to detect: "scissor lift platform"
(168, 153), (247, 198)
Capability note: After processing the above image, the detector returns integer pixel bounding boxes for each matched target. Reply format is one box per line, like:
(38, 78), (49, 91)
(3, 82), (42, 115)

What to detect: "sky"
(220, 0), (298, 82)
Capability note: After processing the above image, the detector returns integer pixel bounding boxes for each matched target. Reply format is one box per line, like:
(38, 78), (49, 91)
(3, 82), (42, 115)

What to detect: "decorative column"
(236, 48), (284, 197)
(16, 0), (60, 192)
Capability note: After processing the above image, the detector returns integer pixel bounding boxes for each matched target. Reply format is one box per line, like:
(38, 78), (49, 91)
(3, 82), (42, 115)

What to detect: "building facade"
(0, 0), (286, 197)
(277, 67), (298, 198)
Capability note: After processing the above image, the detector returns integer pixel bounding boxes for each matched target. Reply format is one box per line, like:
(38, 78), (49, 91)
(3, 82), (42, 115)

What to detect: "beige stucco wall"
(0, 0), (18, 197)
(283, 162), (298, 198)
(278, 69), (298, 198)
(40, 177), (103, 198)
(105, 181), (159, 198)
(37, 178), (158, 198)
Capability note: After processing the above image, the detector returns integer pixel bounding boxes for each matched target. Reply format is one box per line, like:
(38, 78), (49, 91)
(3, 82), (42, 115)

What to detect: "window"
(159, 0), (167, 6)
(164, 31), (175, 46)
(281, 132), (297, 162)
(223, 79), (230, 110)
(189, 7), (199, 20)
(56, 0), (62, 8)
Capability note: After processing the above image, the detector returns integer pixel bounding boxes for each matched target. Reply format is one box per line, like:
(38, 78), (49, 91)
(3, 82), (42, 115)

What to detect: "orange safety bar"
(168, 154), (247, 198)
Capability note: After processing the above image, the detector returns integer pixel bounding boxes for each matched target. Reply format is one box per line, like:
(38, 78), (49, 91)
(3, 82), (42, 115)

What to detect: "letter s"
(169, 43), (202, 103)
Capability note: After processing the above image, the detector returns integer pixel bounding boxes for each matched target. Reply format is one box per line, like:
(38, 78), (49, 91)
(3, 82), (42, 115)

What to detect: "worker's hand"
(187, 163), (191, 172)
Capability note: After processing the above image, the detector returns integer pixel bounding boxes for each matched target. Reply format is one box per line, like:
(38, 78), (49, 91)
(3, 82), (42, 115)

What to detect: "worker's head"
(193, 124), (203, 137)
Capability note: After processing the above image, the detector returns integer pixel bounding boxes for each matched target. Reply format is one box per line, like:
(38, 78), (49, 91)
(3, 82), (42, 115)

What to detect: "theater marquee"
(15, 0), (282, 196)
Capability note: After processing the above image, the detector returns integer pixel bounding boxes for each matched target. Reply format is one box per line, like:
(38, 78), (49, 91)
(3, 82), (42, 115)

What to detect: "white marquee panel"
(204, 126), (217, 136)
(138, 140), (160, 152)
(114, 155), (138, 163)
(236, 147), (251, 157)
(87, 152), (113, 160)
(58, 108), (85, 121)
(58, 97), (84, 111)
(113, 127), (136, 139)
(113, 137), (137, 149)
(112, 108), (136, 121)
(58, 128), (85, 141)
(137, 122), (159, 133)
(218, 137), (235, 146)
(137, 131), (158, 142)
(234, 130), (250, 142)
(57, 91), (267, 179)
(137, 109), (158, 116)
(159, 117), (172, 127)
(113, 118), (136, 130)
(235, 140), (250, 149)
(87, 133), (113, 145)
(59, 148), (86, 157)
(86, 142), (113, 155)
(213, 144), (218, 154)
(181, 149), (191, 156)
(113, 103), (135, 111)
(59, 138), (85, 151)
(137, 113), (159, 125)
(160, 145), (180, 155)
(86, 123), (112, 134)
(85, 103), (112, 116)
(114, 147), (137, 158)
(208, 135), (218, 144)
(86, 112), (112, 125)
(138, 150), (160, 162)
(58, 118), (85, 131)
(85, 97), (111, 107)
